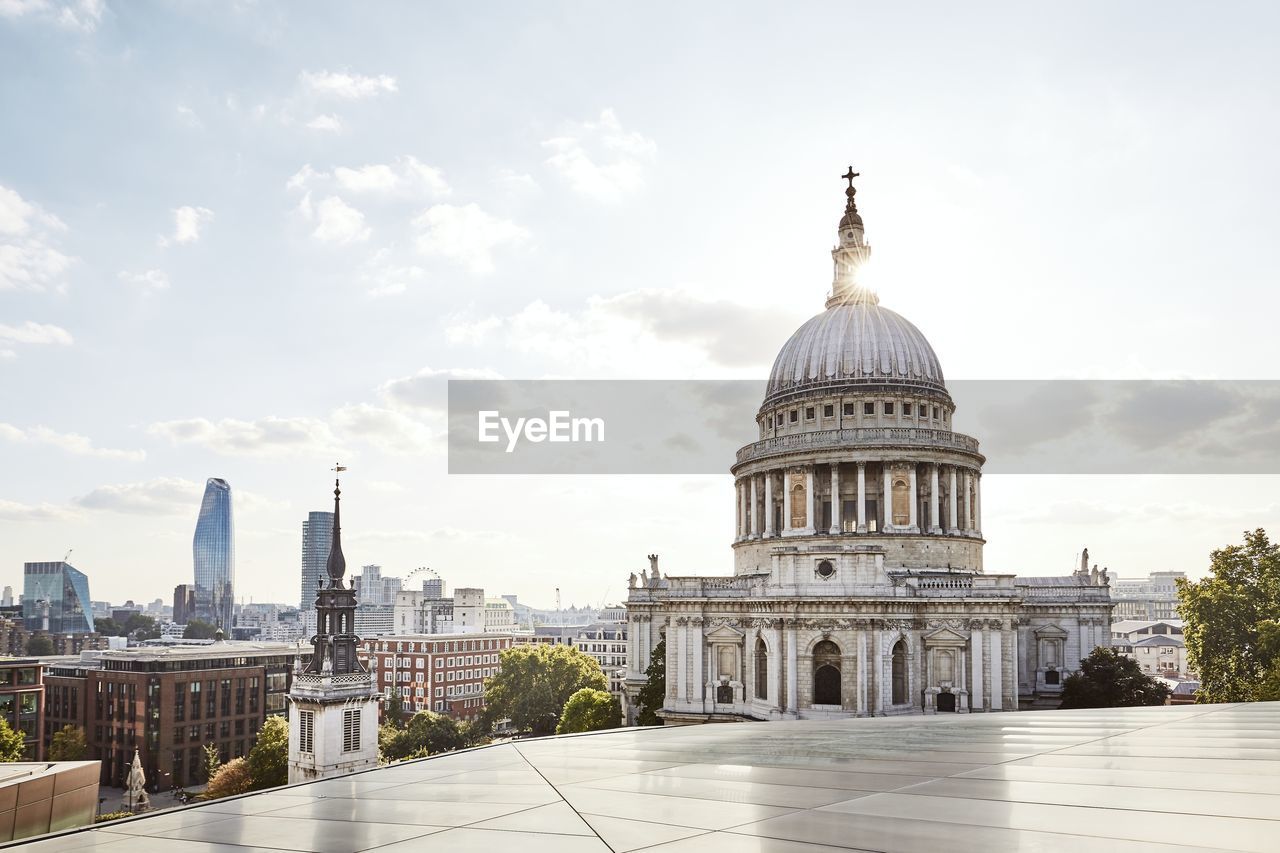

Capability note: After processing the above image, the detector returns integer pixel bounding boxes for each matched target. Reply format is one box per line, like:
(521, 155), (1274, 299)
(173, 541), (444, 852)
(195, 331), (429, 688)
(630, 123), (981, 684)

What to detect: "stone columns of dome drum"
(908, 465), (919, 532)
(804, 466), (816, 534)
(882, 463), (893, 532)
(857, 462), (867, 532)
(829, 464), (841, 534)
(764, 472), (775, 537)
(930, 464), (942, 534)
(949, 466), (959, 533)
(975, 472), (983, 538)
(782, 472), (793, 535)
(750, 476), (760, 538)
(963, 469), (974, 535)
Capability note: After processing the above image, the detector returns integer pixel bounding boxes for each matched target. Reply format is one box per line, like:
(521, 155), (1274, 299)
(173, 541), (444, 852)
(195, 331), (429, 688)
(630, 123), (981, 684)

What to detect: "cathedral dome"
(764, 300), (947, 406)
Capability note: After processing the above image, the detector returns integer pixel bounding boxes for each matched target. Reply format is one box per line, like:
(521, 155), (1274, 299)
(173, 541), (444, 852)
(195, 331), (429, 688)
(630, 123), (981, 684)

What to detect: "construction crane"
(63, 549), (73, 563)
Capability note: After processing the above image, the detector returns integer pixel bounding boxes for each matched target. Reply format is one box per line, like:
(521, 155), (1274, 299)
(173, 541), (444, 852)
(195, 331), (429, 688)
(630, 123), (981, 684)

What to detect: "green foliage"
(1177, 529), (1280, 702)
(94, 617), (123, 636)
(184, 619), (219, 640)
(124, 613), (161, 640)
(0, 718), (26, 761)
(25, 634), (55, 656)
(484, 644), (608, 735)
(201, 743), (221, 783)
(635, 639), (666, 726)
(203, 757), (252, 799)
(1059, 647), (1171, 709)
(48, 724), (88, 760)
(557, 688), (620, 734)
(95, 811), (135, 823)
(379, 711), (468, 762)
(384, 693), (407, 728)
(246, 716), (289, 790)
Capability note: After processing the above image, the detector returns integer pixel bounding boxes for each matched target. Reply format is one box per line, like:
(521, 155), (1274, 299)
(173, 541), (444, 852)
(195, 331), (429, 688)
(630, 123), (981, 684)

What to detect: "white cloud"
(72, 477), (202, 515)
(412, 203), (528, 274)
(0, 321), (73, 346)
(330, 403), (438, 454)
(148, 416), (347, 457)
(0, 498), (73, 522)
(299, 69), (397, 99)
(0, 422), (145, 461)
(298, 194), (370, 244)
(0, 184), (72, 292)
(493, 168), (540, 194)
(0, 0), (103, 31)
(380, 365), (503, 411)
(359, 248), (425, 297)
(542, 109), (656, 202)
(166, 205), (214, 245)
(291, 156), (450, 198)
(176, 104), (203, 129)
(306, 114), (343, 132)
(118, 269), (169, 292)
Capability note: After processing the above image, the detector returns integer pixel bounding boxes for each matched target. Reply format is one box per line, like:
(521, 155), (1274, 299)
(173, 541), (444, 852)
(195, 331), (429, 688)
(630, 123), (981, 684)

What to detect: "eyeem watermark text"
(478, 410), (605, 453)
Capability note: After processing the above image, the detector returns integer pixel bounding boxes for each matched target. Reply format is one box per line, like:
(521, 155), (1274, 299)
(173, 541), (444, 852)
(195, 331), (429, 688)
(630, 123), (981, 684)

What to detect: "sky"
(2, 0), (1279, 610)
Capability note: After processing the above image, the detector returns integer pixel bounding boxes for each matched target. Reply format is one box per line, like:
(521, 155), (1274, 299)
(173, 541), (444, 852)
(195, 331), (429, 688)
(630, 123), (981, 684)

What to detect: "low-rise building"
(42, 641), (297, 790)
(575, 623), (628, 708)
(361, 633), (512, 722)
(1110, 619), (1194, 678)
(0, 658), (45, 759)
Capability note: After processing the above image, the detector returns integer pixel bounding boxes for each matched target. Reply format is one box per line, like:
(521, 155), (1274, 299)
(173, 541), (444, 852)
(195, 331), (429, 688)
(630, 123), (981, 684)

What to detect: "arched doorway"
(813, 640), (841, 706)
(891, 639), (908, 705)
(754, 638), (768, 701)
(936, 691), (956, 712)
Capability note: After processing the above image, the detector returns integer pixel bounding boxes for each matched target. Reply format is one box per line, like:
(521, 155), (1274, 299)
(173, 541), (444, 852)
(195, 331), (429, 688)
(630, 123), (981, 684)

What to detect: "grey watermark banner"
(447, 380), (1280, 475)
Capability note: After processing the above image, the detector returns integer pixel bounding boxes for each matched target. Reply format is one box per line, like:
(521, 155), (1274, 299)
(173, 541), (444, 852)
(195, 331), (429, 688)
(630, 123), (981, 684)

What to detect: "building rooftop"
(12, 702), (1280, 852)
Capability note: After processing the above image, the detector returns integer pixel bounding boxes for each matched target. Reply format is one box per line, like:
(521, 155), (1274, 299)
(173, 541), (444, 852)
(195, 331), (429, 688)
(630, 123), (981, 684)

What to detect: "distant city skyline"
(3, 2), (1280, 606)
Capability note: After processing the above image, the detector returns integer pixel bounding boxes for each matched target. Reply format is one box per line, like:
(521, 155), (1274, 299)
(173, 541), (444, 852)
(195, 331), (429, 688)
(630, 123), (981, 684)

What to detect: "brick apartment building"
(43, 642), (296, 790)
(361, 633), (512, 722)
(0, 658), (45, 759)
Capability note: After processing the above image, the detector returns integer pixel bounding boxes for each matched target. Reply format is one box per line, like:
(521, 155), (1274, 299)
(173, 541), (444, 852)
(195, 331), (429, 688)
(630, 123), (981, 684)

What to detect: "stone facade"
(624, 174), (1112, 723)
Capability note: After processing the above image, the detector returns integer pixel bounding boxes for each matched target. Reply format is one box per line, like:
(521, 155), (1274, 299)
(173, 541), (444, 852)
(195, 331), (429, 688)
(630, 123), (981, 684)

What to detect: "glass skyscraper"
(300, 511), (334, 611)
(22, 561), (94, 633)
(192, 477), (235, 631)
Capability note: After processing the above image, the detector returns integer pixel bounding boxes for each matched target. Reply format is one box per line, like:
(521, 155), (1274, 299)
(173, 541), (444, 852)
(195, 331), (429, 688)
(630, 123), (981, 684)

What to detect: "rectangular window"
(863, 402), (874, 415)
(805, 406), (815, 420)
(843, 403), (855, 416)
(932, 406), (939, 419)
(884, 402), (894, 415)
(342, 708), (360, 753)
(789, 410), (798, 423)
(299, 710), (314, 753)
(823, 404), (834, 418)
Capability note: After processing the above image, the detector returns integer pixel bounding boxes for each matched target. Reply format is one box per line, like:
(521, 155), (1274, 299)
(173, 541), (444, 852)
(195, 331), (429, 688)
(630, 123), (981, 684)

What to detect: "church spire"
(325, 472), (346, 584)
(826, 166), (876, 309)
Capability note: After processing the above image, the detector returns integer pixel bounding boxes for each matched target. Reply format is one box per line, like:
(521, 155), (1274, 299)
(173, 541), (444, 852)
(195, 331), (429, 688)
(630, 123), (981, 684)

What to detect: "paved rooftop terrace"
(11, 702), (1280, 852)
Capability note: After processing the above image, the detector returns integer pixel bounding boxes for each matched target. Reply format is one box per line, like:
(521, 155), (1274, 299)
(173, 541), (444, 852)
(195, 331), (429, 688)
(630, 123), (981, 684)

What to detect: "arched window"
(891, 639), (908, 705)
(754, 638), (768, 701)
(813, 640), (841, 706)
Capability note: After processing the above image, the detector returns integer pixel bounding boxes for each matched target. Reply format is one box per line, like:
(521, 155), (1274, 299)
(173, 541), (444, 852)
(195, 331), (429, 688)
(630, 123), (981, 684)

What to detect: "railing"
(735, 427), (981, 465)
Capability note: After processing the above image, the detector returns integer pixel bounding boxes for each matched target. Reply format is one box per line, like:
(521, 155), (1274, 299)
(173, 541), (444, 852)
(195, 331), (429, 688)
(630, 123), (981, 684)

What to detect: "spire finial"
(842, 166), (860, 213)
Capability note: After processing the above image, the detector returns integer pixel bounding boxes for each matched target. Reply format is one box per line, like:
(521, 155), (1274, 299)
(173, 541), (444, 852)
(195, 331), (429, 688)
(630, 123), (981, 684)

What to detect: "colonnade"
(734, 461), (981, 540)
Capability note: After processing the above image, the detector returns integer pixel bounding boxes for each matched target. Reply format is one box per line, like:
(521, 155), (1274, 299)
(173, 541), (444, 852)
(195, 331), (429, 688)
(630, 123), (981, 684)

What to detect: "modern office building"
(192, 477), (235, 631)
(0, 658), (44, 760)
(22, 562), (94, 634)
(172, 583), (196, 625)
(42, 642), (297, 789)
(299, 510), (334, 611)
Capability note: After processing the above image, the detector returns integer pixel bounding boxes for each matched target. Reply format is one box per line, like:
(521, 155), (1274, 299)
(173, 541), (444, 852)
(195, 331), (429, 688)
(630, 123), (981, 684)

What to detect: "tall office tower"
(300, 512), (335, 611)
(1, 586), (12, 607)
(192, 478), (235, 631)
(422, 578), (444, 599)
(22, 562), (94, 633)
(173, 584), (196, 624)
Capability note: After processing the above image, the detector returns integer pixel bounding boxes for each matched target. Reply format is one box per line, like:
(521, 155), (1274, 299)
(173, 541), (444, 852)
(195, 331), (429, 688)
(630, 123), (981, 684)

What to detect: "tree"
(246, 716), (288, 790)
(94, 617), (123, 637)
(384, 693), (407, 728)
(25, 634), (55, 656)
(557, 688), (620, 734)
(203, 757), (252, 799)
(1178, 528), (1280, 702)
(0, 719), (26, 761)
(484, 644), (608, 735)
(124, 613), (161, 640)
(184, 619), (219, 640)
(48, 724), (87, 760)
(201, 743), (221, 783)
(1256, 621), (1280, 702)
(1059, 647), (1171, 709)
(635, 639), (666, 726)
(379, 711), (467, 762)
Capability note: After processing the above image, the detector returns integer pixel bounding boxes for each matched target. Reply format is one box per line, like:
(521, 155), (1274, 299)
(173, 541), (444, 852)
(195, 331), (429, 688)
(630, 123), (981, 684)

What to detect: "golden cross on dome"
(842, 167), (860, 188)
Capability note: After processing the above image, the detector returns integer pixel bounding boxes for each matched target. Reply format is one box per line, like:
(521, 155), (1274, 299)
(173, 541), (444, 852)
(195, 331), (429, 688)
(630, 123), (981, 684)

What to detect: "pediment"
(705, 623), (746, 643)
(923, 627), (968, 645)
(1033, 623), (1069, 639)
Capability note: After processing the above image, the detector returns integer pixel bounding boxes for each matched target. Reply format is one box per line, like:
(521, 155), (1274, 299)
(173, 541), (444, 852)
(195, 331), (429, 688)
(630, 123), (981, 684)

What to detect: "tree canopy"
(634, 639), (665, 726)
(0, 719), (26, 762)
(484, 644), (607, 735)
(25, 634), (55, 656)
(246, 716), (289, 790)
(379, 711), (469, 762)
(1059, 647), (1171, 709)
(557, 688), (620, 734)
(184, 619), (219, 640)
(203, 757), (252, 799)
(48, 724), (87, 761)
(1177, 528), (1280, 702)
(201, 743), (221, 783)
